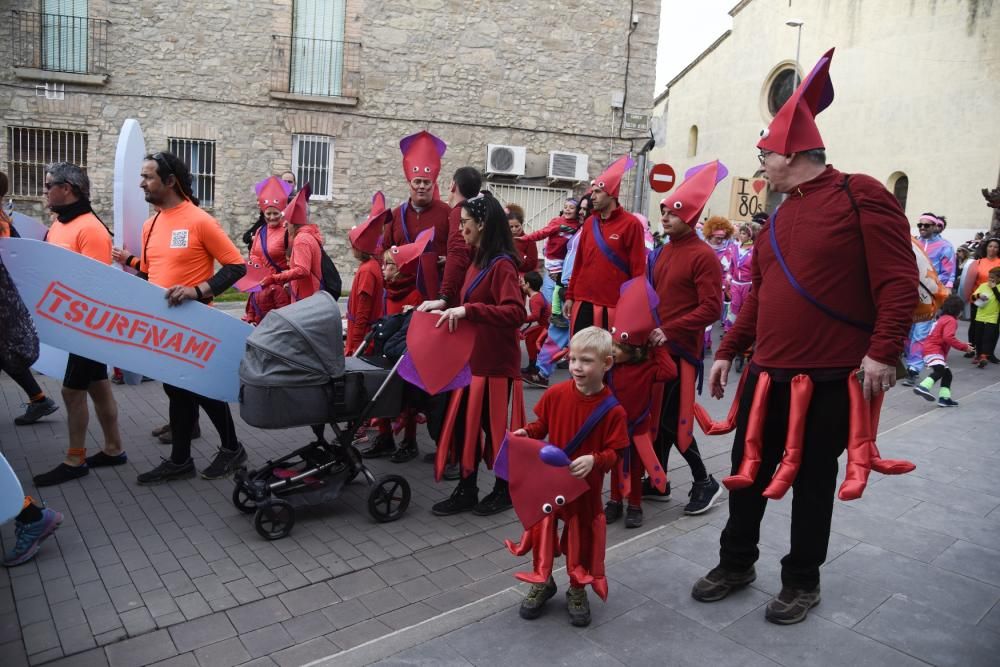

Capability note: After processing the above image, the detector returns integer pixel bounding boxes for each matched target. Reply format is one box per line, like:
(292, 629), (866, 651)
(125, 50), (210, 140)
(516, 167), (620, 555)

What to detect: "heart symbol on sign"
(752, 180), (766, 194)
(401, 310), (475, 395)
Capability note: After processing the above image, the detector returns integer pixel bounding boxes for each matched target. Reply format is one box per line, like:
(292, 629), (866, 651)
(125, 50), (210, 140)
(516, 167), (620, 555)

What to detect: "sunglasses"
(43, 181), (66, 191)
(916, 223), (933, 228)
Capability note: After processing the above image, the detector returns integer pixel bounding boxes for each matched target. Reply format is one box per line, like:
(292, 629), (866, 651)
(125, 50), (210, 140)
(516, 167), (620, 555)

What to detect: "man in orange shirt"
(115, 152), (247, 484)
(33, 163), (127, 487)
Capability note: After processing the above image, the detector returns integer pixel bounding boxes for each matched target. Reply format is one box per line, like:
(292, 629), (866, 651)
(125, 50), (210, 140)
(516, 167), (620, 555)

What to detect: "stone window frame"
(760, 61), (801, 121)
(291, 133), (335, 201)
(888, 171), (909, 213)
(4, 125), (89, 198)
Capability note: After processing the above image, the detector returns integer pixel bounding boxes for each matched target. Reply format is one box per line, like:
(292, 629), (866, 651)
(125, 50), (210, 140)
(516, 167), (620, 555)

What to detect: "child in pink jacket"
(913, 296), (973, 407)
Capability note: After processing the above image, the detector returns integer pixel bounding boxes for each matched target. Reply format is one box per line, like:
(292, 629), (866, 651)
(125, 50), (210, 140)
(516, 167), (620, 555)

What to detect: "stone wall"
(1, 0), (660, 275)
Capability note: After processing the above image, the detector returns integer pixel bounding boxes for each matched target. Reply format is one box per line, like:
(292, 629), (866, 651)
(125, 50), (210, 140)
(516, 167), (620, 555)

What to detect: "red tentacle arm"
(435, 388), (465, 482)
(723, 372), (772, 491)
(693, 368), (749, 435)
(838, 376), (876, 501)
(676, 361), (697, 453)
(762, 374), (814, 500)
(506, 517), (559, 584)
(461, 377), (486, 478)
(633, 431), (667, 493)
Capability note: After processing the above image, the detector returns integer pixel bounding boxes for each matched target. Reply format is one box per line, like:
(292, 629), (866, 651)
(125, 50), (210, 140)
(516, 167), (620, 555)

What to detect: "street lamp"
(786, 19), (804, 87)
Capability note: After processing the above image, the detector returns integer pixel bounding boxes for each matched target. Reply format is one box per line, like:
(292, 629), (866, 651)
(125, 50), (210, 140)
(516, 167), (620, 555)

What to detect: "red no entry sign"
(649, 163), (676, 193)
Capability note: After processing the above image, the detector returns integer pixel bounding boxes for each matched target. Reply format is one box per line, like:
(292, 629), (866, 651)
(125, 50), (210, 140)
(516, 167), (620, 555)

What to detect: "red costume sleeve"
(592, 406), (629, 473)
(660, 248), (723, 342)
(626, 220), (649, 280)
(522, 218), (563, 243)
(941, 316), (969, 352)
(518, 237), (539, 273)
(463, 260), (526, 328)
(439, 206), (472, 304)
(651, 346), (679, 382)
(271, 235), (313, 285)
(717, 245), (761, 361)
(525, 293), (544, 324)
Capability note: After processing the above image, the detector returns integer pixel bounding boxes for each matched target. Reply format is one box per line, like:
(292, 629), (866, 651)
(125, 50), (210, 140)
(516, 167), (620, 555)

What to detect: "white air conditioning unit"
(486, 144), (526, 177)
(548, 151), (589, 182)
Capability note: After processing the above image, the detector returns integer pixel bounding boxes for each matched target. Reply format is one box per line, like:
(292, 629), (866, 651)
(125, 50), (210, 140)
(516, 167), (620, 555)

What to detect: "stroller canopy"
(240, 291), (345, 386)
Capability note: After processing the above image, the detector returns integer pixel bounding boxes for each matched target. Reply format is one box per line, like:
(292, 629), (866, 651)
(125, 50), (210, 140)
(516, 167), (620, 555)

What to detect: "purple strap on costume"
(399, 202), (412, 244)
(258, 225), (283, 272)
(590, 216), (630, 276)
(462, 255), (514, 303)
(397, 352), (471, 395)
(564, 394), (620, 457)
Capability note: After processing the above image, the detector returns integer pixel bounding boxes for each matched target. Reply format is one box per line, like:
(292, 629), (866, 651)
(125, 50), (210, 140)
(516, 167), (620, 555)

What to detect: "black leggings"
(163, 384), (239, 464)
(571, 301), (611, 334)
(975, 322), (999, 359)
(0, 362), (43, 399)
(656, 370), (709, 483)
(928, 365), (952, 388)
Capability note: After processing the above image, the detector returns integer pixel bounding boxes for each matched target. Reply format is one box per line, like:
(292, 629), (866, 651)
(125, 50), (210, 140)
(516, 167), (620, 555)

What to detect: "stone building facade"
(2, 0), (660, 274)
(647, 0), (999, 244)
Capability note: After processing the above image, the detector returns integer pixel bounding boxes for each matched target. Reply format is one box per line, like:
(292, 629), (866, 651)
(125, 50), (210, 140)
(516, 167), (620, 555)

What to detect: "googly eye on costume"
(542, 503), (553, 514)
(391, 247), (399, 254)
(610, 326), (617, 334)
(555, 495), (566, 506)
(673, 201), (683, 210)
(760, 128), (770, 139)
(424, 166), (432, 173)
(412, 166), (419, 172)
(598, 180), (606, 188)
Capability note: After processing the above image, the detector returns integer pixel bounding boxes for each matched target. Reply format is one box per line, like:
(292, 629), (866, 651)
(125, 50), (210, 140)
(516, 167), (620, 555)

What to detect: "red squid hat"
(349, 191), (389, 255)
(591, 155), (635, 199)
(388, 227), (434, 275)
(400, 130), (447, 183)
(758, 48), (835, 154)
(283, 183), (311, 226)
(659, 160), (728, 226)
(255, 176), (292, 212)
(611, 278), (660, 346)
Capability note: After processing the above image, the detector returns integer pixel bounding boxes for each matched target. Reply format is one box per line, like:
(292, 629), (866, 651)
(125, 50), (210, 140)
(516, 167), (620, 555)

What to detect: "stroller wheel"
(368, 475), (410, 523)
(232, 484), (257, 515)
(254, 500), (295, 540)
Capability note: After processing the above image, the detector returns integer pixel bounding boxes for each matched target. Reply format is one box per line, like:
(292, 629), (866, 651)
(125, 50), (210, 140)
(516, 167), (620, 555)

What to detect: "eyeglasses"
(757, 151), (773, 165)
(149, 152), (175, 175)
(916, 223), (933, 228)
(43, 181), (66, 191)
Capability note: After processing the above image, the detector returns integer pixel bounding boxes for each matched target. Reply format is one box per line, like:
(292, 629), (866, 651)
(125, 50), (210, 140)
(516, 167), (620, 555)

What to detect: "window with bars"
(292, 134), (334, 200)
(167, 137), (216, 207)
(5, 126), (88, 197)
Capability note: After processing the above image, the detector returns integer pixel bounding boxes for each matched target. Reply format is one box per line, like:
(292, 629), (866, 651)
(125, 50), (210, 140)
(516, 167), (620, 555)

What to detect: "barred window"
(292, 134), (334, 200)
(5, 126), (88, 197)
(167, 138), (216, 207)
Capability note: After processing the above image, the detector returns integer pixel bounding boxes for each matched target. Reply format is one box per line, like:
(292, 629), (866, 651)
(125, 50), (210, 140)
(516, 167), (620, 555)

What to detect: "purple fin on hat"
(683, 160), (729, 185)
(254, 176), (293, 198)
(494, 434), (510, 481)
(397, 353), (472, 396)
(800, 53), (835, 116)
(399, 132), (447, 158)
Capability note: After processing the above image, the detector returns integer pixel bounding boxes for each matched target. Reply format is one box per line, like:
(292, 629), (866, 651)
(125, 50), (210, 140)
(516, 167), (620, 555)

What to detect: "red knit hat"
(283, 183), (311, 226)
(388, 227), (434, 275)
(659, 160), (728, 226)
(611, 278), (660, 346)
(758, 48), (835, 154)
(349, 191), (390, 255)
(591, 155), (635, 199)
(400, 130), (447, 183)
(255, 176), (292, 212)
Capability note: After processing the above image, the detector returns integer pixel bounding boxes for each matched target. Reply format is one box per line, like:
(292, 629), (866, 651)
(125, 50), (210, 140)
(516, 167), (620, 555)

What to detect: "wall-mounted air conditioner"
(548, 151), (589, 182)
(486, 144), (527, 177)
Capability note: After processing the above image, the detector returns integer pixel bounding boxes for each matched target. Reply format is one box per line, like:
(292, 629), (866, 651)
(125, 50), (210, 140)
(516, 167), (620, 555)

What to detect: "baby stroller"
(235, 291), (410, 540)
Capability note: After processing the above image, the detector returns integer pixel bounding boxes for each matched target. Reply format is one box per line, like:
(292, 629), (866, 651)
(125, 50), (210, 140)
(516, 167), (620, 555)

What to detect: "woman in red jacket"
(244, 176), (292, 325)
(508, 204), (539, 274)
(260, 185), (322, 302)
(425, 191), (526, 516)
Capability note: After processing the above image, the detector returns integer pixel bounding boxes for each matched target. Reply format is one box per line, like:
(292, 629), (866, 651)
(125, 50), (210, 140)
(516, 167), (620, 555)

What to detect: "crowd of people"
(0, 46), (995, 633)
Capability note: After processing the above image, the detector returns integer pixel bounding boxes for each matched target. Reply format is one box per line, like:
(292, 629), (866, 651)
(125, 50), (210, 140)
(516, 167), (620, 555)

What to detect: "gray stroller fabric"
(240, 291), (344, 387)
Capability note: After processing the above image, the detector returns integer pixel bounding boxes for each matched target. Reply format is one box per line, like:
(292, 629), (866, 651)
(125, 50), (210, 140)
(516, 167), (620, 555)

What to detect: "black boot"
(474, 479), (512, 516)
(432, 479), (478, 516)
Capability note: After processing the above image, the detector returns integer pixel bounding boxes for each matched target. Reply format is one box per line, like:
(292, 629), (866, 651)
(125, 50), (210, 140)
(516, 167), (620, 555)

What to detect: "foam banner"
(0, 453), (25, 525)
(0, 238), (252, 402)
(11, 212), (47, 241)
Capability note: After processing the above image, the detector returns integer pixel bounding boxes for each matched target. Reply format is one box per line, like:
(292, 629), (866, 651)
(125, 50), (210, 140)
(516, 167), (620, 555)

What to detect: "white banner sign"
(0, 238), (252, 402)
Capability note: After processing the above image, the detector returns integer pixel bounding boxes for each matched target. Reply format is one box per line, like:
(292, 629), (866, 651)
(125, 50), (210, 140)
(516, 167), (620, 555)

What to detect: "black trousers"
(0, 361), (43, 398)
(928, 365), (952, 388)
(163, 384), (239, 464)
(974, 321), (999, 358)
(446, 380), (509, 493)
(719, 369), (849, 591)
(571, 301), (611, 334)
(655, 370), (708, 482)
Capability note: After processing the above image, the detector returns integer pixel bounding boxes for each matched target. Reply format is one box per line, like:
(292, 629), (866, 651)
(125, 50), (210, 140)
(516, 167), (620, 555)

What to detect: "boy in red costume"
(508, 326), (629, 626)
(520, 271), (550, 377)
(345, 192), (387, 357)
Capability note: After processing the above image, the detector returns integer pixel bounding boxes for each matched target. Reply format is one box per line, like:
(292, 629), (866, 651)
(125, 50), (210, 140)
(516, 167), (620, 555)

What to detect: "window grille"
(290, 0), (346, 97)
(292, 134), (334, 200)
(5, 126), (88, 197)
(167, 138), (216, 207)
(485, 183), (573, 234)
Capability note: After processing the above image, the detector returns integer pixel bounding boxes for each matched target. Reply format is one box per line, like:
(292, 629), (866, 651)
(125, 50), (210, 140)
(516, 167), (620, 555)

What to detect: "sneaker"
(977, 358), (988, 369)
(151, 423), (171, 437)
(473, 486), (512, 516)
(624, 505), (643, 529)
(85, 451), (128, 467)
(989, 355), (1000, 364)
(361, 433), (396, 459)
(521, 372), (549, 388)
(691, 565), (757, 602)
(137, 458), (196, 485)
(963, 350), (976, 358)
(900, 370), (918, 387)
(443, 463), (461, 481)
(158, 423), (201, 444)
(33, 463), (88, 487)
(519, 577), (557, 620)
(565, 586), (591, 627)
(431, 484), (478, 516)
(200, 446), (248, 480)
(14, 398), (58, 425)
(550, 314), (570, 329)
(389, 440), (419, 463)
(111, 373), (125, 385)
(937, 397), (959, 407)
(3, 509), (64, 567)
(685, 476), (722, 515)
(764, 586), (821, 625)
(604, 500), (623, 523)
(641, 477), (671, 502)
(912, 385), (935, 401)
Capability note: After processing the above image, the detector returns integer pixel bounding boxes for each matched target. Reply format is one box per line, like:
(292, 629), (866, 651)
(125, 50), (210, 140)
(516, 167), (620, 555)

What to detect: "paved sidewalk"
(1, 347), (999, 666)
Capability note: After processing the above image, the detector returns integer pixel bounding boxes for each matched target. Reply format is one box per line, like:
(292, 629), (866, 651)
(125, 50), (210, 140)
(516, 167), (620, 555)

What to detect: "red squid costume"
(244, 176), (292, 325)
(607, 278), (677, 507)
(261, 185), (323, 302)
(502, 380), (630, 599)
(345, 192), (387, 356)
(704, 48), (917, 594)
(385, 131), (451, 297)
(565, 155), (647, 332)
(384, 229), (433, 314)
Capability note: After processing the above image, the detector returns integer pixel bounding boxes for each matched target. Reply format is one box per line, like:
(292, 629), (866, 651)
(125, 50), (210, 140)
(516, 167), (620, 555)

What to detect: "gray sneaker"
(691, 565), (757, 602)
(137, 458), (196, 485)
(765, 586), (821, 624)
(684, 476), (722, 515)
(14, 398), (58, 425)
(519, 577), (556, 620)
(200, 446), (248, 480)
(565, 586), (591, 627)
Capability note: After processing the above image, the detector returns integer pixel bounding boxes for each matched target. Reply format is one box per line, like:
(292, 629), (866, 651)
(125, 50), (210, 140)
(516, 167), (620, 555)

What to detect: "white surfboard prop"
(0, 453), (25, 525)
(1, 238), (252, 402)
(11, 212), (48, 241)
